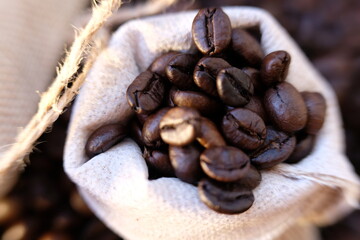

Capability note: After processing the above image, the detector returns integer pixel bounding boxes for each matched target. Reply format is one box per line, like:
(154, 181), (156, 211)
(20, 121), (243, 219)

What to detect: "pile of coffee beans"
(85, 7), (326, 214)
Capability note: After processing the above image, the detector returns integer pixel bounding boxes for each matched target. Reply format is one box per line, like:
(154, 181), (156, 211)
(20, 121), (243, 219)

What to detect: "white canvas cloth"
(64, 7), (360, 240)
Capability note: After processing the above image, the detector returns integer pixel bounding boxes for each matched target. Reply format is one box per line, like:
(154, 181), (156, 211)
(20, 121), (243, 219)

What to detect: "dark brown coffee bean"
(0, 196), (22, 225)
(143, 148), (174, 177)
(243, 96), (267, 121)
(222, 108), (266, 150)
(264, 82), (308, 133)
(85, 123), (127, 158)
(200, 146), (250, 182)
(232, 27), (264, 67)
(159, 107), (200, 146)
(166, 53), (198, 90)
(129, 119), (145, 148)
(171, 89), (223, 116)
(198, 178), (254, 214)
(169, 144), (202, 184)
(149, 51), (179, 77)
(196, 117), (226, 148)
(261, 51), (291, 86)
(242, 67), (264, 93)
(192, 8), (231, 55)
(301, 92), (327, 134)
(250, 127), (296, 169)
(193, 57), (232, 96)
(142, 108), (170, 147)
(126, 70), (165, 114)
(217, 67), (254, 107)
(238, 165), (262, 189)
(286, 132), (315, 164)
(136, 113), (150, 125)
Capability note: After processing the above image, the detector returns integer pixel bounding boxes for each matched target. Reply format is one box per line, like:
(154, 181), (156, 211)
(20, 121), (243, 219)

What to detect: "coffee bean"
(142, 108), (170, 147)
(264, 82), (308, 132)
(197, 117), (226, 148)
(200, 146), (250, 182)
(169, 144), (202, 184)
(198, 178), (254, 214)
(85, 123), (127, 158)
(261, 51), (291, 86)
(136, 113), (150, 125)
(0, 196), (22, 225)
(238, 165), (262, 189)
(126, 70), (165, 114)
(242, 67), (264, 93)
(143, 148), (174, 177)
(286, 132), (315, 164)
(301, 91), (327, 134)
(159, 107), (200, 146)
(149, 51), (179, 77)
(243, 96), (267, 122)
(171, 89), (223, 116)
(129, 119), (145, 148)
(232, 27), (264, 67)
(222, 108), (266, 150)
(192, 8), (232, 55)
(193, 57), (231, 96)
(166, 53), (198, 90)
(217, 67), (254, 107)
(250, 127), (296, 169)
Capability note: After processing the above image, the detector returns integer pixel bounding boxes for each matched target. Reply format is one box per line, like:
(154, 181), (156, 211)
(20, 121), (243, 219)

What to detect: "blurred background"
(0, 0), (359, 239)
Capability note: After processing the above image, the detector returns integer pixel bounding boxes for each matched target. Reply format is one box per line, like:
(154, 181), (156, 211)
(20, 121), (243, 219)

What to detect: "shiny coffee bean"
(200, 146), (250, 182)
(142, 108), (170, 147)
(169, 144), (202, 184)
(143, 148), (174, 177)
(238, 165), (262, 189)
(192, 8), (231, 55)
(242, 67), (264, 93)
(197, 117), (226, 148)
(149, 51), (179, 77)
(193, 57), (232, 96)
(159, 107), (200, 146)
(243, 96), (267, 121)
(166, 53), (198, 90)
(264, 82), (308, 132)
(217, 67), (254, 107)
(129, 119), (145, 148)
(85, 123), (127, 158)
(301, 91), (327, 134)
(250, 127), (296, 169)
(222, 108), (266, 150)
(232, 27), (264, 67)
(286, 133), (315, 164)
(171, 89), (223, 116)
(126, 70), (165, 114)
(198, 178), (254, 214)
(261, 51), (291, 86)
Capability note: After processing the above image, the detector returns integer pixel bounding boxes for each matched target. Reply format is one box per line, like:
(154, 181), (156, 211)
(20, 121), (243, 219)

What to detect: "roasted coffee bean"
(198, 178), (254, 214)
(149, 51), (179, 77)
(192, 8), (232, 55)
(126, 70), (165, 114)
(222, 108), (266, 150)
(217, 67), (254, 107)
(129, 119), (145, 148)
(232, 27), (264, 67)
(85, 123), (127, 158)
(197, 117), (226, 148)
(238, 165), (262, 189)
(193, 57), (232, 96)
(261, 51), (291, 86)
(264, 82), (308, 133)
(166, 53), (198, 90)
(136, 113), (150, 125)
(159, 107), (200, 146)
(301, 91), (327, 134)
(171, 89), (223, 116)
(286, 133), (315, 164)
(243, 96), (267, 121)
(0, 196), (22, 225)
(200, 146), (250, 182)
(242, 67), (264, 93)
(143, 148), (174, 177)
(169, 144), (202, 184)
(142, 108), (170, 147)
(250, 127), (296, 169)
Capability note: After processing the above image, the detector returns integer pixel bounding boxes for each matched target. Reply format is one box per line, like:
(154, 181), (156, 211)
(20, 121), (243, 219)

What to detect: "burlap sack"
(65, 7), (360, 240)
